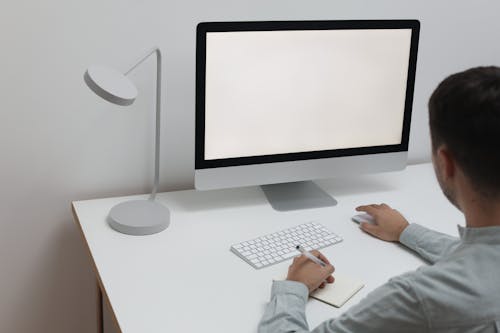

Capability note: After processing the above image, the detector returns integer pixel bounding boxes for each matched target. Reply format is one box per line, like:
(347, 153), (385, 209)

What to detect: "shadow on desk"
(317, 174), (398, 197)
(162, 176), (396, 213)
(161, 186), (269, 212)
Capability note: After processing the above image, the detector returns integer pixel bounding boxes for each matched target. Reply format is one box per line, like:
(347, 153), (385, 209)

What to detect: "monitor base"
(261, 181), (337, 212)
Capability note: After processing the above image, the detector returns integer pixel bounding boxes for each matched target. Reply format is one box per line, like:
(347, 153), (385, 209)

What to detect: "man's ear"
(436, 146), (456, 181)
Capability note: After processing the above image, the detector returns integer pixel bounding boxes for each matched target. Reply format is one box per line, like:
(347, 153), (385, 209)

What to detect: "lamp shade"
(84, 65), (138, 106)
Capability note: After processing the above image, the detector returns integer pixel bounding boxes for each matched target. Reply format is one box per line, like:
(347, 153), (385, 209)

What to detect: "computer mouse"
(351, 213), (375, 224)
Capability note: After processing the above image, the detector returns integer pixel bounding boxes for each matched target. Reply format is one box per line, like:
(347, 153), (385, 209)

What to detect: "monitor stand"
(261, 181), (337, 211)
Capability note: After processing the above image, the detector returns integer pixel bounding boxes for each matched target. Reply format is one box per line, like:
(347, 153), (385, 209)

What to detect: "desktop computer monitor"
(195, 20), (420, 211)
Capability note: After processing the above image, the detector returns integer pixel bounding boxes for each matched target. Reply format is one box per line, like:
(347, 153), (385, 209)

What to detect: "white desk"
(72, 163), (463, 333)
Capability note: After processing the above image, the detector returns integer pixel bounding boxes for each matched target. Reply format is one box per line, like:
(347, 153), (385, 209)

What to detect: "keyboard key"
(282, 251), (297, 259)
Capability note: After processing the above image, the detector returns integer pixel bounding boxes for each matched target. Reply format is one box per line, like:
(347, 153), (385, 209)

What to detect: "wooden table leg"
(97, 280), (103, 333)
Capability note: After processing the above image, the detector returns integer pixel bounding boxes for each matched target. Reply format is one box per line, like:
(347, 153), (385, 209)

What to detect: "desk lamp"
(84, 47), (170, 235)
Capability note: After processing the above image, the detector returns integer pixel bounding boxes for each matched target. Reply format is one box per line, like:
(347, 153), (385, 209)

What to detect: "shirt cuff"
(271, 280), (309, 302)
(399, 223), (428, 250)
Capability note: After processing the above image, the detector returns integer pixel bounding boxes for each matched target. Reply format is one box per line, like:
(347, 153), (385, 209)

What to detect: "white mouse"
(351, 213), (376, 224)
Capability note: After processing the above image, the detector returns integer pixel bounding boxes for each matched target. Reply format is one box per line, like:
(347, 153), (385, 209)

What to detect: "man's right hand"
(286, 250), (335, 294)
(356, 204), (409, 242)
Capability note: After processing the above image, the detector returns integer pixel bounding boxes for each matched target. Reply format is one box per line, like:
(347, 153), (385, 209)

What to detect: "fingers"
(293, 251), (335, 275)
(324, 264), (335, 275)
(360, 222), (381, 238)
(326, 275), (334, 283)
(318, 253), (331, 266)
(292, 254), (326, 269)
(311, 250), (332, 266)
(356, 203), (391, 215)
(311, 251), (336, 275)
(355, 205), (378, 216)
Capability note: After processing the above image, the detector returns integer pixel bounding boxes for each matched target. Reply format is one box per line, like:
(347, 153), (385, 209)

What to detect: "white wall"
(1, 0), (500, 332)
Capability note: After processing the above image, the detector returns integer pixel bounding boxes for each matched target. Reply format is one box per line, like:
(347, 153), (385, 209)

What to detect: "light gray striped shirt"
(258, 223), (500, 332)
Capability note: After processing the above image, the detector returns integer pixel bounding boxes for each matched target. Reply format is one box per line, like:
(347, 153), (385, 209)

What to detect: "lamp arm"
(124, 47), (162, 201)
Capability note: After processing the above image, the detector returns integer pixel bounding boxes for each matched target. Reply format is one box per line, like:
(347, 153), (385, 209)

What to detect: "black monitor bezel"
(196, 20), (420, 170)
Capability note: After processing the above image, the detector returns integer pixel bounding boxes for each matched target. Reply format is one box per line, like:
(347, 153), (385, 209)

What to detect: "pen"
(295, 245), (327, 267)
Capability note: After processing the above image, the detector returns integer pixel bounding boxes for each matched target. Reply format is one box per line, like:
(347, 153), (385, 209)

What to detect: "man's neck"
(463, 193), (500, 228)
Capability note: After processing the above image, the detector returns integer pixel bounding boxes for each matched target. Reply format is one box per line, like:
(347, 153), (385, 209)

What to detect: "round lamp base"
(108, 199), (170, 235)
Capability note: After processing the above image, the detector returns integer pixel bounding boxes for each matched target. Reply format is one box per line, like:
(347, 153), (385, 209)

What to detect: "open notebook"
(311, 274), (365, 308)
(274, 274), (364, 308)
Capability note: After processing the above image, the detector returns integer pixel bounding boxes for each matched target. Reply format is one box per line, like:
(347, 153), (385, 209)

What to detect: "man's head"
(429, 66), (500, 208)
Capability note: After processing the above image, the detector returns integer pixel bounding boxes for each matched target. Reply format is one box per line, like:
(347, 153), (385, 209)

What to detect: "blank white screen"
(204, 29), (412, 160)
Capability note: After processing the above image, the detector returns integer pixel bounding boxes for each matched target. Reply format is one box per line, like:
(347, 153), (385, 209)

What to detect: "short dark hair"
(429, 66), (500, 197)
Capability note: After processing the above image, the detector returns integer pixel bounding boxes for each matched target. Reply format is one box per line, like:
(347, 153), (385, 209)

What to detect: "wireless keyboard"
(230, 222), (342, 269)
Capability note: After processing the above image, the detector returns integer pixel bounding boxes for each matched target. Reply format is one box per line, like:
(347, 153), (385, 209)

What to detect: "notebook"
(274, 274), (364, 308)
(310, 274), (365, 308)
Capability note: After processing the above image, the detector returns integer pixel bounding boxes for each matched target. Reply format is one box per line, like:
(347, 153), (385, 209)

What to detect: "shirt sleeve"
(258, 280), (311, 333)
(259, 274), (428, 333)
(399, 223), (460, 264)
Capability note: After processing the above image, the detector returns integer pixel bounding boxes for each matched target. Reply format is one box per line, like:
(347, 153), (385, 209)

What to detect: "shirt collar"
(458, 224), (500, 243)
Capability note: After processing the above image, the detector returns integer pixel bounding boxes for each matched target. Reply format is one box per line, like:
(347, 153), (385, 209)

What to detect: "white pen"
(295, 245), (327, 267)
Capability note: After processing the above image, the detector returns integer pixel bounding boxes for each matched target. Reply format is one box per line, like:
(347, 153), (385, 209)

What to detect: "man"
(258, 66), (500, 332)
